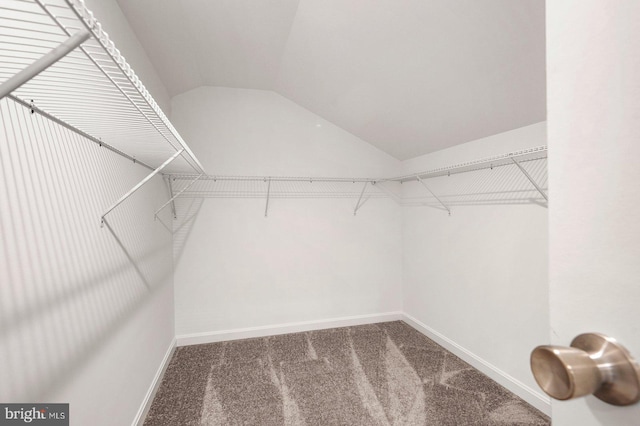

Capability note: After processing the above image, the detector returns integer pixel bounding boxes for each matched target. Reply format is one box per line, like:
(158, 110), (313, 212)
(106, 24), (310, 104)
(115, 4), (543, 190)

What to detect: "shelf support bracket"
(166, 177), (177, 219)
(155, 174), (203, 220)
(416, 176), (451, 215)
(265, 178), (271, 217)
(0, 29), (91, 100)
(101, 149), (184, 226)
(354, 182), (369, 216)
(511, 156), (548, 201)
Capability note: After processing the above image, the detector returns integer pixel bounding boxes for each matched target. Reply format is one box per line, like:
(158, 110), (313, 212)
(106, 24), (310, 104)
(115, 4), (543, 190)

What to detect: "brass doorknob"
(530, 333), (640, 406)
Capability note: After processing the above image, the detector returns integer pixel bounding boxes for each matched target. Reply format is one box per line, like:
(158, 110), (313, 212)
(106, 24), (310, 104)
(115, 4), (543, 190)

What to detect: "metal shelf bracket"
(416, 176), (451, 215)
(265, 178), (272, 217)
(354, 181), (370, 216)
(511, 156), (548, 201)
(155, 174), (203, 220)
(101, 149), (184, 226)
(166, 178), (177, 219)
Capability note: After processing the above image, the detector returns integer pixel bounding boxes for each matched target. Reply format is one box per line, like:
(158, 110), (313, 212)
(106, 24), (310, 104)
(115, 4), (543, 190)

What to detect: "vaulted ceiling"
(117, 0), (546, 160)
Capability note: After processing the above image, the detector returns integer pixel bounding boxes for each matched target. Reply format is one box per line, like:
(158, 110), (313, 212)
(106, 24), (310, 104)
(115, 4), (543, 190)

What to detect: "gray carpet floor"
(144, 321), (550, 425)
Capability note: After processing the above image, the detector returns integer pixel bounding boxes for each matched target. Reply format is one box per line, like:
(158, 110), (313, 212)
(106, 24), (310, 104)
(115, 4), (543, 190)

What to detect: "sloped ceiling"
(117, 0), (546, 160)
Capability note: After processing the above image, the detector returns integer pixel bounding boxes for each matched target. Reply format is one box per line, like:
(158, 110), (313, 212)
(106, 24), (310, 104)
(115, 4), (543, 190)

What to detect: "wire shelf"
(0, 0), (204, 174)
(169, 176), (398, 200)
(393, 145), (547, 182)
(166, 147), (547, 204)
(400, 157), (548, 207)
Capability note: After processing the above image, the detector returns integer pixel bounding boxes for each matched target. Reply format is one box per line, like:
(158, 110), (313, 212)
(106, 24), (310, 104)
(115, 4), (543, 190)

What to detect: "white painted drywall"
(402, 122), (549, 407)
(547, 1), (640, 424)
(170, 87), (402, 336)
(170, 89), (550, 410)
(83, 0), (172, 115)
(0, 97), (174, 426)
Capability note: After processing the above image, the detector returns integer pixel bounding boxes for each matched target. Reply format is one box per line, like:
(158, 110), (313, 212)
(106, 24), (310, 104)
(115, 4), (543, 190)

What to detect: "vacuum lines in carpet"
(144, 321), (549, 425)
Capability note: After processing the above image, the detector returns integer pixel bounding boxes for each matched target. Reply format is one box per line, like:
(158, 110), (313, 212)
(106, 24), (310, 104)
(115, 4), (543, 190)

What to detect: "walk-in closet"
(1, 1), (639, 425)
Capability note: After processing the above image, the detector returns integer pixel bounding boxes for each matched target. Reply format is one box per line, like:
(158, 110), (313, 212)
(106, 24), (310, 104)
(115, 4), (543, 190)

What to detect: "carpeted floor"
(144, 321), (549, 425)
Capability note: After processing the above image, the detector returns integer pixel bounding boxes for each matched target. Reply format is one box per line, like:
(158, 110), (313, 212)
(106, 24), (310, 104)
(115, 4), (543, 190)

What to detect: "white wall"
(171, 87), (402, 337)
(170, 88), (550, 412)
(0, 97), (174, 425)
(401, 122), (549, 410)
(84, 0), (172, 115)
(547, 1), (640, 424)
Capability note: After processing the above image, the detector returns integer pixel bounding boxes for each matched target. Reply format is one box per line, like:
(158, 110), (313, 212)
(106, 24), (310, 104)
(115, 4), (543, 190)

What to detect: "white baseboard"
(132, 337), (177, 426)
(402, 313), (551, 416)
(176, 311), (403, 347)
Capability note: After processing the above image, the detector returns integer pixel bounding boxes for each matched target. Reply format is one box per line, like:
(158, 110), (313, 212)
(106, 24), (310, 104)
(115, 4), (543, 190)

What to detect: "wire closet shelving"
(165, 145), (548, 217)
(0, 0), (204, 174)
(0, 0), (548, 221)
(0, 0), (208, 223)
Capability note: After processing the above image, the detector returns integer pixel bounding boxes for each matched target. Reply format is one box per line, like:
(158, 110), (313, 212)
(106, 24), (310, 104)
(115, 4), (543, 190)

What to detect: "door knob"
(530, 333), (640, 406)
